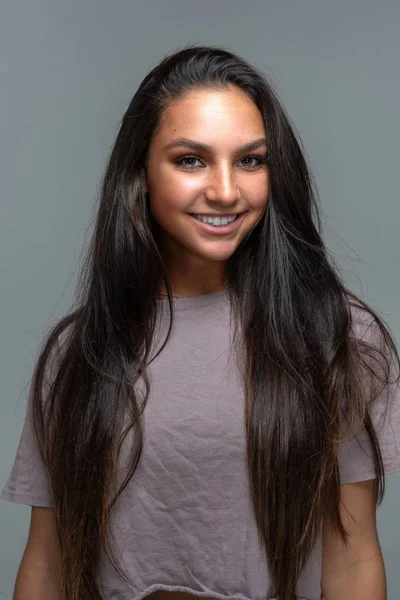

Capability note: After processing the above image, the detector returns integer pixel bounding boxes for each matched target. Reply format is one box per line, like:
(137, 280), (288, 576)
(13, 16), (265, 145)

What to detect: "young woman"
(1, 44), (400, 600)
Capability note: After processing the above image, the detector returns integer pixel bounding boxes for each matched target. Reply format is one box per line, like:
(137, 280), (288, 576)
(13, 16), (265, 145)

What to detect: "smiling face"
(144, 85), (270, 296)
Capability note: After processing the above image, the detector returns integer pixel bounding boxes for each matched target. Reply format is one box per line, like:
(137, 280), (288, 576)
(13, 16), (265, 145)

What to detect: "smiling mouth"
(188, 211), (247, 233)
(191, 214), (240, 224)
(189, 212), (245, 217)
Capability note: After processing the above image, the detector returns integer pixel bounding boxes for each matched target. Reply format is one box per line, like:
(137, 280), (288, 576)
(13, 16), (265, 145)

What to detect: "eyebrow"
(163, 137), (268, 154)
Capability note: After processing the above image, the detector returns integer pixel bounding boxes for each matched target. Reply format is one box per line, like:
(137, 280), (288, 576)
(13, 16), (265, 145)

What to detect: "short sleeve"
(337, 306), (400, 484)
(0, 334), (64, 508)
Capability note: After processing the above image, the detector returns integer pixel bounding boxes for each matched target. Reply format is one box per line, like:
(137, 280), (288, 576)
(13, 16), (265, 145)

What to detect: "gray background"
(1, 1), (399, 598)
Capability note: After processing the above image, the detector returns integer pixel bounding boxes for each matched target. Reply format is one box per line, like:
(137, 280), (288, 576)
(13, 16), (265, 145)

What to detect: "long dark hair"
(30, 44), (399, 599)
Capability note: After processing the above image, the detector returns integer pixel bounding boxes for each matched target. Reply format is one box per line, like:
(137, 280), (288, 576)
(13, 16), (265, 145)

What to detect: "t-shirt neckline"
(156, 288), (230, 311)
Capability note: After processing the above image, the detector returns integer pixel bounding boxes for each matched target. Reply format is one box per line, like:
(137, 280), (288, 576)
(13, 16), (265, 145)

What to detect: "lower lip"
(189, 212), (246, 235)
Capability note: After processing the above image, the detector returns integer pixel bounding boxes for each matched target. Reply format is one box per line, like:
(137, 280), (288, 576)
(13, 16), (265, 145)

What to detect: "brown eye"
(174, 155), (203, 170)
(173, 153), (268, 171)
(240, 155), (268, 170)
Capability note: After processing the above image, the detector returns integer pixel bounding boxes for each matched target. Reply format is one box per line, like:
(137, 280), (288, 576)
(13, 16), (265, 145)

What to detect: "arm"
(321, 479), (386, 600)
(14, 506), (63, 599)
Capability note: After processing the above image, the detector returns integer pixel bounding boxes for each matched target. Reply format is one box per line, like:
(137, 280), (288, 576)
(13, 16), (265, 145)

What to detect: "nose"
(205, 163), (239, 205)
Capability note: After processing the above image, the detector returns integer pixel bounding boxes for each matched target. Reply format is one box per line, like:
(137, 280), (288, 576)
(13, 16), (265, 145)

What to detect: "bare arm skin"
(13, 506), (63, 600)
(321, 479), (387, 600)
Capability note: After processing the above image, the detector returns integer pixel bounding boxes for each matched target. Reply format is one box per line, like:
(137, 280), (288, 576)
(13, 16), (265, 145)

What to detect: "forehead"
(153, 86), (265, 146)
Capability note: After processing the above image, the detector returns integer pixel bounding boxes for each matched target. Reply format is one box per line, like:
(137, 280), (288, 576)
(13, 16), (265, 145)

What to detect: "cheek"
(244, 182), (269, 211)
(149, 170), (201, 211)
(147, 164), (270, 210)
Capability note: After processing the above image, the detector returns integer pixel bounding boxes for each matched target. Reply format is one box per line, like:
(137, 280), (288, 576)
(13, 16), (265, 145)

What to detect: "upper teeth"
(193, 214), (238, 225)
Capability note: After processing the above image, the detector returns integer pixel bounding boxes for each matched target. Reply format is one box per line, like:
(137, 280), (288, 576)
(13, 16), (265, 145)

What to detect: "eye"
(174, 155), (204, 170)
(239, 155), (269, 170)
(173, 153), (269, 171)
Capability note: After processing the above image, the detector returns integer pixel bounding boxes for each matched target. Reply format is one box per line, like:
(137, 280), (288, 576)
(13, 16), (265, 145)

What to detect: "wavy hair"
(30, 44), (399, 599)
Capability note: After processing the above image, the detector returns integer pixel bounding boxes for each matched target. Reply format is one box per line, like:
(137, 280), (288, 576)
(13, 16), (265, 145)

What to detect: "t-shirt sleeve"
(0, 335), (63, 508)
(337, 306), (400, 484)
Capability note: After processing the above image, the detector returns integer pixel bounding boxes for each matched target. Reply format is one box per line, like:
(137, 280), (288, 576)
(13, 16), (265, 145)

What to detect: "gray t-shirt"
(1, 289), (400, 600)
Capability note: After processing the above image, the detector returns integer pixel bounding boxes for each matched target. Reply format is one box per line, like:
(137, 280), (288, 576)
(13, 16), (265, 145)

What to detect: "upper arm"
(22, 506), (62, 571)
(13, 507), (62, 597)
(321, 479), (385, 596)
